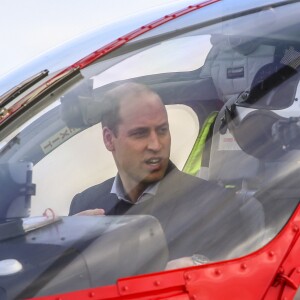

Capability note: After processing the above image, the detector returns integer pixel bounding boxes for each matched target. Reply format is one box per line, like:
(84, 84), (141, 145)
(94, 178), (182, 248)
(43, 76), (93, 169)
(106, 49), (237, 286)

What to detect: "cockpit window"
(1, 1), (300, 298)
(30, 102), (199, 216)
(91, 35), (212, 88)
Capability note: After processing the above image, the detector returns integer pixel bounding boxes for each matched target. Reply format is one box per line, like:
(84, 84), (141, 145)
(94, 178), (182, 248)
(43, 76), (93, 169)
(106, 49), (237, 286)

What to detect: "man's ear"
(102, 127), (115, 151)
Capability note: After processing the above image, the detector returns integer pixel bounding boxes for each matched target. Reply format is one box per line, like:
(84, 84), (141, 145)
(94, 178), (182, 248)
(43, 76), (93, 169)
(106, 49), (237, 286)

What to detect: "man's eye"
(130, 130), (147, 138)
(157, 127), (168, 135)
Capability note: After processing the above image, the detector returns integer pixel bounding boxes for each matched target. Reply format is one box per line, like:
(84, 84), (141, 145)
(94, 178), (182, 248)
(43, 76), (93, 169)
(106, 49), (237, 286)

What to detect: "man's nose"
(147, 132), (162, 151)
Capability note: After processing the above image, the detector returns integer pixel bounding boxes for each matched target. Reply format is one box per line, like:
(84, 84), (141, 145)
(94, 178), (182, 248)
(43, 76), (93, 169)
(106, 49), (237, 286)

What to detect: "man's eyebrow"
(156, 122), (169, 129)
(128, 127), (149, 134)
(128, 122), (169, 133)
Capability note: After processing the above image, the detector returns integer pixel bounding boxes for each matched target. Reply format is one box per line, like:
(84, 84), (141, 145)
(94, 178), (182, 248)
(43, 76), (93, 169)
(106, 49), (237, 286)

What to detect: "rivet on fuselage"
(268, 251), (275, 258)
(293, 224), (299, 232)
(214, 269), (221, 276)
(185, 273), (192, 281)
(89, 291), (95, 297)
(154, 280), (161, 286)
(122, 286), (129, 292)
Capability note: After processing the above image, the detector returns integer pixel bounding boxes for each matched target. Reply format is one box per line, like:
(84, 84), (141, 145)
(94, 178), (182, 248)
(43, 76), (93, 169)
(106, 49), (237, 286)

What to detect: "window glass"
(31, 104), (199, 216)
(93, 35), (212, 88)
(1, 2), (300, 298)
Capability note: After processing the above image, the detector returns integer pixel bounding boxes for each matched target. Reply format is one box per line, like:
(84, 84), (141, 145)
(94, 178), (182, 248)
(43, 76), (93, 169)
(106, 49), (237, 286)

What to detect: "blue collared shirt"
(111, 174), (160, 204)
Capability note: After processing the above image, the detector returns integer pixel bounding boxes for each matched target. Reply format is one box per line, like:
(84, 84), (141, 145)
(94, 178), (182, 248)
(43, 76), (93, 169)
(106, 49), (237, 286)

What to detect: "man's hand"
(165, 257), (194, 270)
(75, 208), (105, 216)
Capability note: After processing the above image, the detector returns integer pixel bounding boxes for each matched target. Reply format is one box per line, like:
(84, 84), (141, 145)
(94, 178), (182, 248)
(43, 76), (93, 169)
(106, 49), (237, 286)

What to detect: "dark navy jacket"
(69, 162), (260, 260)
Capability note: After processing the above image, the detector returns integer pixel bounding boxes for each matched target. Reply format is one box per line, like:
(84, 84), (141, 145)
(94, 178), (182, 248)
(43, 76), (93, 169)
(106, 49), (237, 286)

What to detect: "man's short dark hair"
(101, 82), (159, 135)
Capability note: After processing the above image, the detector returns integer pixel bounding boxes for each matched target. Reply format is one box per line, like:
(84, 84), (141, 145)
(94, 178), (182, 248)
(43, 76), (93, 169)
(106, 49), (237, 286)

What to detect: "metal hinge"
(276, 267), (300, 299)
(0, 107), (9, 119)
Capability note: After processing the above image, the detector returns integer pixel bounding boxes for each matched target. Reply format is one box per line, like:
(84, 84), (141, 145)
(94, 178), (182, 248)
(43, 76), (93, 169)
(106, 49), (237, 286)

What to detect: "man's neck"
(123, 181), (149, 203)
(118, 161), (175, 203)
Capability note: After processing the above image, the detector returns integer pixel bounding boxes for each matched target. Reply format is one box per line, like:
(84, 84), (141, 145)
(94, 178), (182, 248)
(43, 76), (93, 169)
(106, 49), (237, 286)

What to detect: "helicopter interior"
(1, 23), (300, 236)
(2, 2), (300, 298)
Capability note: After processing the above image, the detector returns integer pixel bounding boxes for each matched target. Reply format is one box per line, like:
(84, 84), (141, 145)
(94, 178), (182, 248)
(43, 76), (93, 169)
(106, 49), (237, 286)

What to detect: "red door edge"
(29, 204), (300, 300)
(69, 0), (221, 71)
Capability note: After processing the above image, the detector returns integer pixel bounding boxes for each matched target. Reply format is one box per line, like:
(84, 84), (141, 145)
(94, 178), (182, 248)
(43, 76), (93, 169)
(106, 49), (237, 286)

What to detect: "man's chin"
(141, 170), (165, 184)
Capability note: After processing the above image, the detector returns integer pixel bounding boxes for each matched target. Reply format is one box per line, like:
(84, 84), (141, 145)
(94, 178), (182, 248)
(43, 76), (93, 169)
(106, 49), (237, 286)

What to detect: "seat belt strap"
(183, 111), (218, 176)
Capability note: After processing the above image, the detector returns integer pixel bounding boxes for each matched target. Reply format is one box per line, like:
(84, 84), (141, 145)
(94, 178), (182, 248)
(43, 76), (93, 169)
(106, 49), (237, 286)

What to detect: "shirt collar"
(111, 174), (160, 204)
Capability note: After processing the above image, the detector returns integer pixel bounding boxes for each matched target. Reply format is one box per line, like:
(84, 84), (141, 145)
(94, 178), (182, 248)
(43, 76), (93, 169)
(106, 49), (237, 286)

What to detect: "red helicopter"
(0, 0), (300, 299)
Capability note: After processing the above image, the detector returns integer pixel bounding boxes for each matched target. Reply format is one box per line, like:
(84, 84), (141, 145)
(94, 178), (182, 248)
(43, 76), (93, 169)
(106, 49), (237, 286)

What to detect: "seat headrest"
(207, 36), (275, 103)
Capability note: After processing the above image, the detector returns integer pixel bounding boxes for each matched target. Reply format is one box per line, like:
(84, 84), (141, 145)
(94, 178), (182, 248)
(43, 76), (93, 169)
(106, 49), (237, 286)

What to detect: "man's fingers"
(165, 257), (194, 270)
(75, 208), (105, 216)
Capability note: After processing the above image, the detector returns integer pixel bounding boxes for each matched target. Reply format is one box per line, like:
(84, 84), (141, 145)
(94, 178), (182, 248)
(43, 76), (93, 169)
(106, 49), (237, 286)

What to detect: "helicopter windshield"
(1, 1), (300, 298)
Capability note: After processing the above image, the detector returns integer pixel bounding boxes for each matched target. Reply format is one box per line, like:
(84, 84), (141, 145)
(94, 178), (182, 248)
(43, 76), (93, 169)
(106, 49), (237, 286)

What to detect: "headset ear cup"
(231, 110), (285, 161)
(231, 63), (300, 160)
